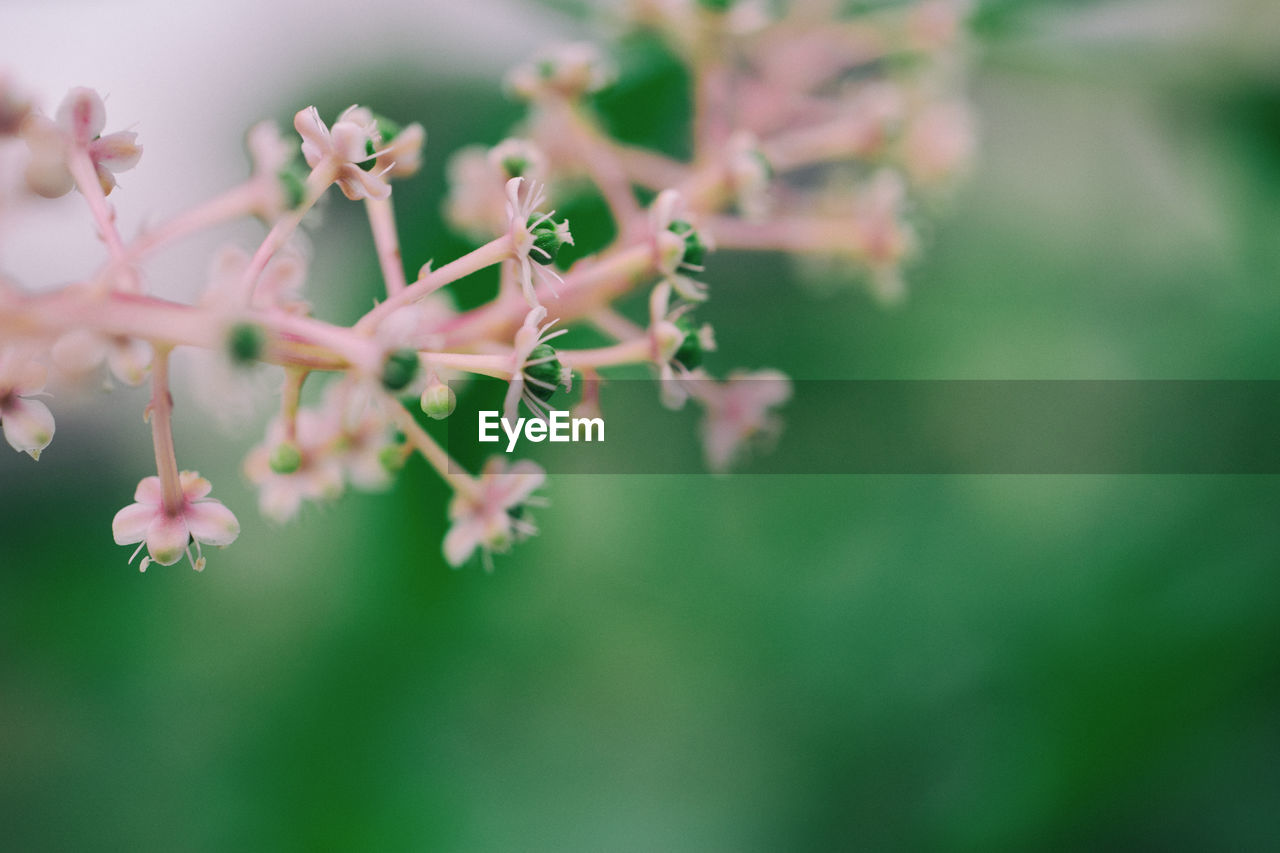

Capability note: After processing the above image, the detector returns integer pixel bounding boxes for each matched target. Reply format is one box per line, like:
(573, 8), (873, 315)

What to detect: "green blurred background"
(3, 1), (1280, 849)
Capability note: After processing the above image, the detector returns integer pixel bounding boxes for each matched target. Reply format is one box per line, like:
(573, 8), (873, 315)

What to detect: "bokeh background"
(3, 0), (1280, 849)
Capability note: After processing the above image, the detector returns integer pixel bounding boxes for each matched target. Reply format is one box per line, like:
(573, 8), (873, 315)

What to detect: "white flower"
(445, 140), (547, 239)
(293, 105), (391, 201)
(22, 87), (141, 198)
(505, 177), (573, 307)
(695, 370), (791, 472)
(0, 350), (54, 459)
(243, 409), (346, 523)
(649, 190), (711, 301)
(647, 282), (715, 410)
(504, 306), (572, 422)
(443, 457), (547, 569)
(51, 330), (152, 386)
(505, 43), (615, 101)
(112, 471), (240, 571)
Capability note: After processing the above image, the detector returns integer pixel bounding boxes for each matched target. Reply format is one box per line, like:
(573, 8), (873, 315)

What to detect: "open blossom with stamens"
(294, 105), (391, 201)
(504, 305), (572, 422)
(649, 190), (712, 301)
(443, 457), (547, 570)
(505, 176), (573, 307)
(0, 349), (55, 459)
(21, 87), (141, 198)
(647, 282), (716, 410)
(111, 471), (240, 572)
(694, 370), (792, 473)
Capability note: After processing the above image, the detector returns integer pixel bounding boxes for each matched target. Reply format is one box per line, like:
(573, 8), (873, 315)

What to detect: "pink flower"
(22, 87), (141, 198)
(0, 350), (55, 460)
(504, 306), (571, 422)
(112, 471), (240, 571)
(505, 43), (615, 101)
(444, 139), (546, 238)
(51, 330), (152, 386)
(443, 457), (546, 569)
(695, 370), (791, 472)
(647, 282), (715, 410)
(293, 105), (391, 201)
(649, 190), (711, 301)
(505, 177), (573, 307)
(243, 410), (346, 523)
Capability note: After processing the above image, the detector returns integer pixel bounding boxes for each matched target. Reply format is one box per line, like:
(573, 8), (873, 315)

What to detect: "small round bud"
(667, 220), (707, 269)
(697, 0), (735, 11)
(380, 348), (421, 391)
(378, 445), (406, 474)
(268, 441), (303, 475)
(525, 343), (566, 404)
(420, 382), (457, 420)
(527, 215), (573, 266)
(226, 322), (265, 366)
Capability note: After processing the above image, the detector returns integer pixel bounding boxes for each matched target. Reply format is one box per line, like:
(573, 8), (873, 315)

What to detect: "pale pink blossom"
(505, 43), (615, 101)
(22, 87), (141, 198)
(244, 409), (346, 523)
(505, 177), (573, 307)
(647, 282), (715, 410)
(111, 471), (240, 571)
(0, 350), (54, 460)
(504, 305), (572, 421)
(443, 456), (547, 569)
(694, 369), (791, 472)
(51, 330), (152, 386)
(649, 190), (711, 301)
(444, 140), (547, 238)
(293, 105), (391, 201)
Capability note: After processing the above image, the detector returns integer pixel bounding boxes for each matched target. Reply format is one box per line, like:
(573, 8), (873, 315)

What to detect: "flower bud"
(524, 343), (566, 404)
(420, 381), (456, 420)
(276, 165), (309, 211)
(667, 220), (707, 269)
(527, 214), (573, 266)
(268, 441), (303, 475)
(226, 322), (265, 365)
(673, 315), (715, 370)
(380, 348), (420, 391)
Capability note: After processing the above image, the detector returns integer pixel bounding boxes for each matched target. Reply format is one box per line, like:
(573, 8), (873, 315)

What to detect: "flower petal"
(105, 336), (152, 386)
(185, 500), (240, 547)
(134, 476), (163, 504)
(443, 517), (483, 567)
(112, 502), (154, 545)
(1, 397), (54, 459)
(179, 470), (212, 500)
(55, 87), (105, 144)
(145, 514), (189, 566)
(91, 131), (142, 173)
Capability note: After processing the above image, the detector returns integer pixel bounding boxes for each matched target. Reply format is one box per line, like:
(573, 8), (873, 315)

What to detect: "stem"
(365, 196), (408, 296)
(382, 394), (478, 498)
(119, 182), (264, 266)
(66, 148), (133, 288)
(558, 337), (651, 370)
(280, 368), (307, 443)
(148, 346), (184, 516)
(422, 351), (511, 380)
(356, 234), (513, 334)
(239, 163), (335, 305)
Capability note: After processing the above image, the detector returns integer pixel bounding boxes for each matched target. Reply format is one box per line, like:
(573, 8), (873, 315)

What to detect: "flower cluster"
(0, 0), (973, 572)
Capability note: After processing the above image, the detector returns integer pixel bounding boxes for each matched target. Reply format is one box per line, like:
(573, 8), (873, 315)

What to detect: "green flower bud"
(226, 322), (265, 366)
(525, 343), (565, 404)
(672, 315), (705, 370)
(527, 214), (573, 266)
(501, 155), (529, 178)
(697, 0), (735, 11)
(667, 220), (707, 269)
(277, 165), (308, 211)
(380, 348), (420, 391)
(269, 441), (303, 475)
(420, 382), (457, 420)
(378, 445), (406, 474)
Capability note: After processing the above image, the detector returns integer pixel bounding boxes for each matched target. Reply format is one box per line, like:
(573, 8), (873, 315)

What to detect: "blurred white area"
(0, 0), (558, 292)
